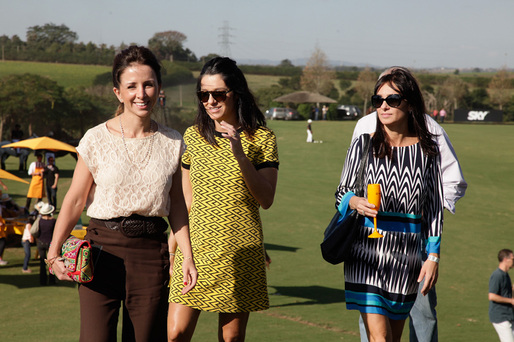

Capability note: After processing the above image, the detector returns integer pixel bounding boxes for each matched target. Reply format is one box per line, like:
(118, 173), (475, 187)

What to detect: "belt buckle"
(104, 220), (120, 231)
(119, 217), (145, 237)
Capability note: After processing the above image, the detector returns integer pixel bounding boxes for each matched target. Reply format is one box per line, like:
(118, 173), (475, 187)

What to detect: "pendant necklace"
(119, 116), (155, 169)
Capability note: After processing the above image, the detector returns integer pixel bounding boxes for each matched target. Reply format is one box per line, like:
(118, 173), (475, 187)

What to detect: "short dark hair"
(195, 57), (266, 146)
(498, 249), (513, 262)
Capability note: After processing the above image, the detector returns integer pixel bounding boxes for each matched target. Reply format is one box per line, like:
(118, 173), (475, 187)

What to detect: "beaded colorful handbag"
(60, 236), (93, 283)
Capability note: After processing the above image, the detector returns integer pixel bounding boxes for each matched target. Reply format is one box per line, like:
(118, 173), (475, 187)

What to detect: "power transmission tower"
(218, 21), (233, 57)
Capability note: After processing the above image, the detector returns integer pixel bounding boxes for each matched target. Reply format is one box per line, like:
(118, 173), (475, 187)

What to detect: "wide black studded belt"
(91, 214), (168, 237)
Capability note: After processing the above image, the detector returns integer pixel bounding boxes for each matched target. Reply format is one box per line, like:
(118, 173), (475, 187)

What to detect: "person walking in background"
(37, 203), (56, 285)
(25, 152), (45, 210)
(439, 108), (447, 123)
(21, 215), (35, 273)
(322, 104), (329, 120)
(489, 249), (514, 342)
(432, 109), (438, 120)
(0, 218), (7, 266)
(43, 156), (59, 208)
(47, 46), (197, 342)
(352, 66), (467, 342)
(307, 119), (313, 143)
(11, 124), (23, 142)
(336, 67), (444, 342)
(168, 57), (279, 342)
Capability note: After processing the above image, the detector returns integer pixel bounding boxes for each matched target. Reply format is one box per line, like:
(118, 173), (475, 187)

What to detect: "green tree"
(62, 87), (103, 137)
(279, 59), (294, 68)
(148, 31), (196, 62)
(462, 88), (491, 110)
(278, 75), (301, 90)
(26, 23), (78, 49)
(199, 53), (220, 64)
(254, 85), (290, 109)
(0, 74), (64, 138)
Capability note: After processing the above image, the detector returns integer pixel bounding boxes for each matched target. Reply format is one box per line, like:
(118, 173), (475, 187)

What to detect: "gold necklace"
(119, 116), (155, 168)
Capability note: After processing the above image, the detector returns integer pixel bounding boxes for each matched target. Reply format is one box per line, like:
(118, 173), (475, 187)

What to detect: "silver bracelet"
(427, 255), (440, 263)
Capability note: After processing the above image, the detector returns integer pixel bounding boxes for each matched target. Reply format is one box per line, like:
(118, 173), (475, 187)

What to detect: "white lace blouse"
(76, 122), (184, 220)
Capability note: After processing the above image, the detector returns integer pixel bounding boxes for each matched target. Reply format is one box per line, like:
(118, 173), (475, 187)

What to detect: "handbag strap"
(353, 134), (371, 197)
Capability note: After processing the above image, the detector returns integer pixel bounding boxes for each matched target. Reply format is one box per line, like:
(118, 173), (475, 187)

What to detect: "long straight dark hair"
(195, 57), (266, 146)
(372, 67), (438, 158)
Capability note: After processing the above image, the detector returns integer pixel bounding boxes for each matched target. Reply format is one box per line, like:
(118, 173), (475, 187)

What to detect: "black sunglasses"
(196, 90), (232, 103)
(371, 94), (404, 108)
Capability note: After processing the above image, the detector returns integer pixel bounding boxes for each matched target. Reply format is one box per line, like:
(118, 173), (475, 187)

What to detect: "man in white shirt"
(353, 66), (467, 342)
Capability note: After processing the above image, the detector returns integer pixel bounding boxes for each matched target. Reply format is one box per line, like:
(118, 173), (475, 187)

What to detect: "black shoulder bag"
(320, 134), (371, 265)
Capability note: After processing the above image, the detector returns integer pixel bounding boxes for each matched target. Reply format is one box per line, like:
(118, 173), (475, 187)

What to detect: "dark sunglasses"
(371, 94), (404, 108)
(196, 90), (232, 103)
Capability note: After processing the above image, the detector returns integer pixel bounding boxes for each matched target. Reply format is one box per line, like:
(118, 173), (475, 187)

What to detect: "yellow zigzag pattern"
(169, 126), (278, 313)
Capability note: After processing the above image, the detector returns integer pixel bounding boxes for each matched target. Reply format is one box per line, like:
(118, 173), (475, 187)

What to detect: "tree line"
(0, 23), (513, 142)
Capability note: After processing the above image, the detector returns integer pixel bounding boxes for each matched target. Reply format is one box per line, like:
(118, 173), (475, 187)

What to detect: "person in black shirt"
(489, 249), (514, 341)
(43, 156), (59, 208)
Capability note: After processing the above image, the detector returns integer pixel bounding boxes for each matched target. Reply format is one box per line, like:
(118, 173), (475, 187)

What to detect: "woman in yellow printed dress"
(168, 57), (279, 342)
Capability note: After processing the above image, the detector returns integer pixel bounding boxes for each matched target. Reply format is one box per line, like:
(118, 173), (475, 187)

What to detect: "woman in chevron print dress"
(335, 68), (443, 342)
(168, 57), (279, 341)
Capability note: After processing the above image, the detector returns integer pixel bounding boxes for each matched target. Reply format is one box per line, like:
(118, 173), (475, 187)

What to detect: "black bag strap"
(353, 134), (371, 197)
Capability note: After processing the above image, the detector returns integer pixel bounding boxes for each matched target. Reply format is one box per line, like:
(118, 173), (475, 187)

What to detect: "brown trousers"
(78, 219), (169, 342)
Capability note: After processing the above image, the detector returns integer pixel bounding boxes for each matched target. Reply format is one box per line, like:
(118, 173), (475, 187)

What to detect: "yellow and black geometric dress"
(168, 125), (279, 313)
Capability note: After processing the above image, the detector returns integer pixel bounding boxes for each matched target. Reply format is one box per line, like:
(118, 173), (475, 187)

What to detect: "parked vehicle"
(335, 105), (361, 120)
(265, 107), (301, 120)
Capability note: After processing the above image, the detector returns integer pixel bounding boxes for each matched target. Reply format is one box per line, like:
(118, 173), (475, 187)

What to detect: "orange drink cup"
(367, 183), (383, 238)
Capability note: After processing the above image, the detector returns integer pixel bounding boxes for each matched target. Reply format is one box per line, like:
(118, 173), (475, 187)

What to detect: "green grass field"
(0, 60), (110, 88)
(0, 120), (510, 341)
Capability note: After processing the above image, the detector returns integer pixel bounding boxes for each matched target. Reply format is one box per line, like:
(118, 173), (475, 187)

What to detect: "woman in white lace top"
(47, 46), (197, 342)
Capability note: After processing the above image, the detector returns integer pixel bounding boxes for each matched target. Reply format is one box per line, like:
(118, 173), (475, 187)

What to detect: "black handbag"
(321, 134), (371, 265)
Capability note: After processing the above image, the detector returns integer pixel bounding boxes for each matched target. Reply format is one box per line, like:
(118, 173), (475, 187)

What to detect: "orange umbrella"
(2, 136), (76, 153)
(0, 169), (29, 184)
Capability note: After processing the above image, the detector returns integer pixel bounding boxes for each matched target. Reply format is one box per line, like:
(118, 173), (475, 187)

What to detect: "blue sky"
(1, 0), (513, 69)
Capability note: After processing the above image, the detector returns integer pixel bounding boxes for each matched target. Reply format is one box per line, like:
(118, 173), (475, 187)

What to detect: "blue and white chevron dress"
(335, 135), (443, 320)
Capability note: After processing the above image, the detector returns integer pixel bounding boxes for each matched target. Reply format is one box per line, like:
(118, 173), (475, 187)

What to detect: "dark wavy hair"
(195, 57), (266, 146)
(373, 67), (437, 158)
(112, 45), (161, 116)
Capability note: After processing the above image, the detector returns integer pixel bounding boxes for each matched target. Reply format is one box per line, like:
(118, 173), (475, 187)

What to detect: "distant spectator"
(439, 108), (447, 123)
(0, 217), (7, 266)
(11, 124), (23, 142)
(306, 119), (313, 143)
(322, 105), (328, 120)
(489, 249), (514, 342)
(43, 156), (59, 208)
(159, 89), (166, 108)
(21, 216), (35, 273)
(38, 203), (56, 285)
(26, 153), (45, 210)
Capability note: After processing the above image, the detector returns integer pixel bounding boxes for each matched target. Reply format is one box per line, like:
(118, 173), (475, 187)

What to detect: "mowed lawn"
(0, 120), (511, 341)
